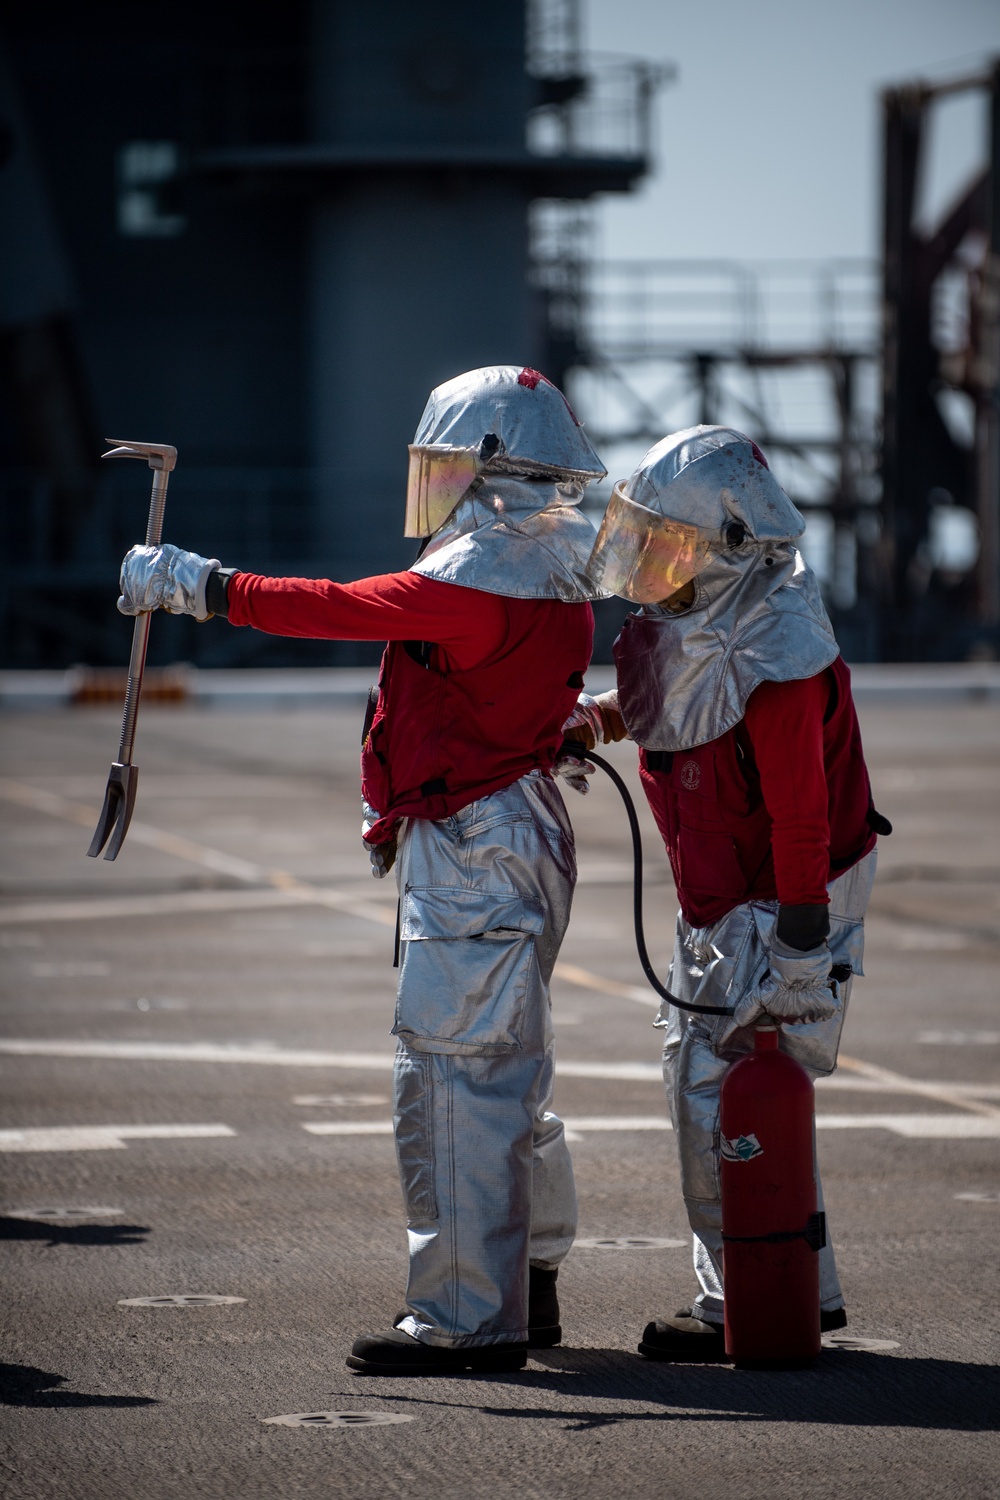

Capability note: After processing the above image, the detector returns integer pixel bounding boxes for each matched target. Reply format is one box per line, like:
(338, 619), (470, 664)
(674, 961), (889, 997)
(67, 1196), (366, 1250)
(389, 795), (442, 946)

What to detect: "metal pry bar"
(86, 439), (178, 861)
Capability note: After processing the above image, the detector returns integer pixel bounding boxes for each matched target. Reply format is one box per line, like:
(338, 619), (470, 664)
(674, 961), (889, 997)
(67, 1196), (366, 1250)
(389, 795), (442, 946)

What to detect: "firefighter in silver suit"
(581, 425), (888, 1360)
(118, 367), (609, 1374)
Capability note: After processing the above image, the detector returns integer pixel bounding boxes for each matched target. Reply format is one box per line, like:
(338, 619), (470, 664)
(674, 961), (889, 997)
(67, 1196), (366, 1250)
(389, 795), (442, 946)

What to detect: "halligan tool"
(86, 439), (177, 861)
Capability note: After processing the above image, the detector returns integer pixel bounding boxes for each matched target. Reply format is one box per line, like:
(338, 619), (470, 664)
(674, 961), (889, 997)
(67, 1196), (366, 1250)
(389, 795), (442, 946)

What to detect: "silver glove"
(562, 689), (629, 750)
(724, 940), (839, 1039)
(362, 801), (396, 878)
(118, 543), (221, 622)
(552, 747), (596, 796)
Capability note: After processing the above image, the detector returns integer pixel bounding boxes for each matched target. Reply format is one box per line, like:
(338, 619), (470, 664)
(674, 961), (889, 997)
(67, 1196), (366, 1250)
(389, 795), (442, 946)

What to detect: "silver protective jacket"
(609, 426), (839, 750)
(409, 365), (608, 601)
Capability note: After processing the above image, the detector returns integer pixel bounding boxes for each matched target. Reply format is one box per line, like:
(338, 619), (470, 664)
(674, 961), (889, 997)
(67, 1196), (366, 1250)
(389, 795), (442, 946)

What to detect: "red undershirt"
(742, 673), (834, 906)
(227, 570), (510, 672)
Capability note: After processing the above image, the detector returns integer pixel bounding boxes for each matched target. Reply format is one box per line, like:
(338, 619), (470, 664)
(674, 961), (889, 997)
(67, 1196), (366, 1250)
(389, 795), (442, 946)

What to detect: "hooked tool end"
(102, 439), (177, 472)
(87, 762), (139, 861)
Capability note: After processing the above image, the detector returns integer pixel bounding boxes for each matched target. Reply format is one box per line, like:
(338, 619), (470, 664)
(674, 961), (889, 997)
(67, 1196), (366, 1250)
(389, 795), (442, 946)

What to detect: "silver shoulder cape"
(410, 475), (611, 603)
(615, 544), (840, 751)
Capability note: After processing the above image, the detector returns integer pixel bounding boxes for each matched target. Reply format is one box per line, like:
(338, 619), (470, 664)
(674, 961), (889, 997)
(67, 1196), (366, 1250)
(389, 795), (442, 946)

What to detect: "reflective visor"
(405, 443), (481, 538)
(587, 483), (720, 604)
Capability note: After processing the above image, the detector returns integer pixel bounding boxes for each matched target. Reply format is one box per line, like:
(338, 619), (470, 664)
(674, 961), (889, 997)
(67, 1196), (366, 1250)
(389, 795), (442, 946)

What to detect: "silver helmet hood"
(409, 366), (609, 602)
(608, 426), (840, 750)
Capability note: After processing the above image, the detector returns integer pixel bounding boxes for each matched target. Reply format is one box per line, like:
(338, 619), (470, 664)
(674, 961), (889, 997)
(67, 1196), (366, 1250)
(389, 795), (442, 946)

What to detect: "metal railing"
(535, 255), (882, 357)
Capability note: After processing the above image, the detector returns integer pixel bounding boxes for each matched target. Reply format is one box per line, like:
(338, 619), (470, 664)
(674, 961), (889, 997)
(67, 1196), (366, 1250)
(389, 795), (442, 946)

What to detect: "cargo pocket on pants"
(394, 886), (546, 1055)
(393, 1047), (437, 1225)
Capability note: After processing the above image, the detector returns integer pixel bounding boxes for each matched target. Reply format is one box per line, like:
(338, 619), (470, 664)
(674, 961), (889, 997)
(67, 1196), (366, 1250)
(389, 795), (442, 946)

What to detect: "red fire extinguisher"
(720, 1021), (826, 1367)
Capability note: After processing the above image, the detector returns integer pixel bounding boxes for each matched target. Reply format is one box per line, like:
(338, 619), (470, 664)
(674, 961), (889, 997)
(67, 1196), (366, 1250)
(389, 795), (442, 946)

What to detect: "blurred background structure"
(0, 0), (998, 667)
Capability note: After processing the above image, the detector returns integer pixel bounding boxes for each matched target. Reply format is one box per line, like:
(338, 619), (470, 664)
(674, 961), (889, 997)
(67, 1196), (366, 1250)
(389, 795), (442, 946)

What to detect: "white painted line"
(816, 1078), (1000, 1099)
(919, 1030), (1000, 1046)
(0, 1039), (396, 1070)
(955, 1191), (1000, 1202)
(815, 1114), (1000, 1138)
(0, 888), (313, 926)
(292, 1094), (388, 1107)
(566, 1116), (670, 1131)
(837, 1054), (1000, 1120)
(29, 961), (109, 978)
(0, 1041), (997, 1114)
(300, 1114), (1000, 1140)
(0, 1038), (662, 1081)
(0, 1124), (235, 1153)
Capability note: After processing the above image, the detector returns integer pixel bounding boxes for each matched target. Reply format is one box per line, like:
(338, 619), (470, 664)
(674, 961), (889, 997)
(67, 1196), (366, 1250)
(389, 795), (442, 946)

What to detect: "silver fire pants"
(658, 850), (877, 1325)
(391, 771), (578, 1349)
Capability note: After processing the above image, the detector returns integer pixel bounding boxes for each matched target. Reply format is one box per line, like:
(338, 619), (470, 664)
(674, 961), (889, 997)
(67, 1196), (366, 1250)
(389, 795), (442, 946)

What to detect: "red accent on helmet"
(749, 440), (770, 469)
(518, 366), (582, 426)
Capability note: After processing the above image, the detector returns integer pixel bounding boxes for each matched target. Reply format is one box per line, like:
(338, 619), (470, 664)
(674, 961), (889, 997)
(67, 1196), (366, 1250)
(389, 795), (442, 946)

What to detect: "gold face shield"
(587, 483), (721, 604)
(404, 443), (482, 539)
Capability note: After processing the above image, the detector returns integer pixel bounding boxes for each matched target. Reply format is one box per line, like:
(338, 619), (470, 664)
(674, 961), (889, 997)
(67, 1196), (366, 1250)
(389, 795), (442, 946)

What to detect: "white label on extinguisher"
(721, 1132), (763, 1162)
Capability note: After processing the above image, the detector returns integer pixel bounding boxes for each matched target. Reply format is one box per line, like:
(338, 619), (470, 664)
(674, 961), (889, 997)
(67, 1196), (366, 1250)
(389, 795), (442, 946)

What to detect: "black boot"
(347, 1328), (527, 1376)
(528, 1265), (561, 1348)
(637, 1304), (849, 1362)
(638, 1308), (727, 1363)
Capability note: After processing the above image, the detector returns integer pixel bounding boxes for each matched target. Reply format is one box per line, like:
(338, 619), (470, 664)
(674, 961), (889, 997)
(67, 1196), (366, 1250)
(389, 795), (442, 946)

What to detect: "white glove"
(562, 690), (629, 751)
(723, 940), (839, 1040)
(118, 543), (221, 622)
(552, 746), (596, 795)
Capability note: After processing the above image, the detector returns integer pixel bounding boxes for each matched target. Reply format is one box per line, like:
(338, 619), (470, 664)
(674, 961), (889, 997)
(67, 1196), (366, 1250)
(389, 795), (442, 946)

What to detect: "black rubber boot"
(347, 1328), (527, 1376)
(528, 1265), (561, 1348)
(637, 1305), (849, 1361)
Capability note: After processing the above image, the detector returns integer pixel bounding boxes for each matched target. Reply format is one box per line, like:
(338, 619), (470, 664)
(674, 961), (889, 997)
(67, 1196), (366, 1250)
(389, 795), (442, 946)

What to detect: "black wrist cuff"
(205, 568), (238, 618)
(776, 903), (830, 951)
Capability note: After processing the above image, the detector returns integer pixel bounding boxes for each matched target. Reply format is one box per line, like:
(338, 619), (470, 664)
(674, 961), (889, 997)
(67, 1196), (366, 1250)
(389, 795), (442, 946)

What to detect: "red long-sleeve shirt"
(227, 570), (510, 670)
(742, 673), (833, 905)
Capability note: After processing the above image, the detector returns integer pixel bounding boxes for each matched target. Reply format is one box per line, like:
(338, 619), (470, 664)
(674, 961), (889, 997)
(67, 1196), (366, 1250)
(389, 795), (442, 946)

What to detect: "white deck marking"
(815, 1114), (1000, 1137)
(0, 888), (317, 925)
(292, 1093), (388, 1107)
(815, 1077), (1000, 1098)
(919, 1030), (1000, 1046)
(837, 1053), (1000, 1119)
(1, 1040), (997, 1111)
(0, 1123), (235, 1153)
(299, 1114), (1000, 1140)
(0, 1039), (398, 1069)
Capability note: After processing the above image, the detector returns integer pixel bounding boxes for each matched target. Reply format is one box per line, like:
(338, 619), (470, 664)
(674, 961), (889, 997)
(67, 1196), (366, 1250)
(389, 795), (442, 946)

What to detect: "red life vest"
(361, 595), (593, 843)
(639, 657), (877, 927)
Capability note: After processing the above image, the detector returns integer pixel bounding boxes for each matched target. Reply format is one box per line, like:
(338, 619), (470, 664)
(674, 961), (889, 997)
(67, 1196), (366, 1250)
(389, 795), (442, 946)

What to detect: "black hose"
(564, 741), (734, 1017)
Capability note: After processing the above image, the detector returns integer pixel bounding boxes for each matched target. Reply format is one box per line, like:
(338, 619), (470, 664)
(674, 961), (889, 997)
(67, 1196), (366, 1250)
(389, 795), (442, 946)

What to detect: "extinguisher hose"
(565, 742), (735, 1017)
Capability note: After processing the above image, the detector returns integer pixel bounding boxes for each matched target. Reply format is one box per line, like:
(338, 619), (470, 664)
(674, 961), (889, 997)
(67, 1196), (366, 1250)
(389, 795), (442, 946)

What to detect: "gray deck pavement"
(1, 687), (998, 1499)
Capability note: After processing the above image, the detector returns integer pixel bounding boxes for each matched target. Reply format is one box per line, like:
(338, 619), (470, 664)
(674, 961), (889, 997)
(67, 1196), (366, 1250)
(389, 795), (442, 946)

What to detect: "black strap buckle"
(722, 1210), (827, 1253)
